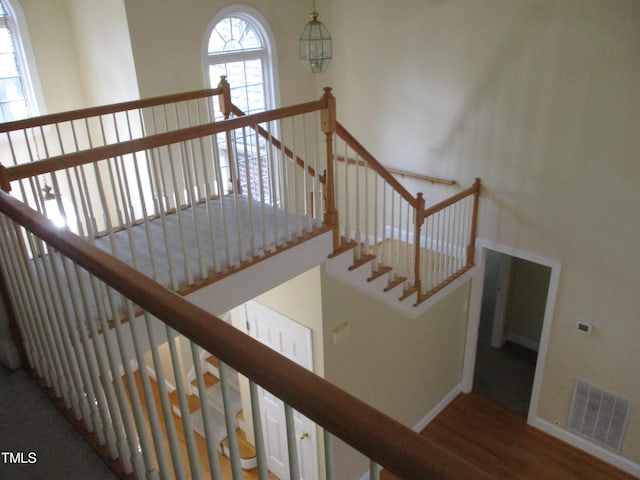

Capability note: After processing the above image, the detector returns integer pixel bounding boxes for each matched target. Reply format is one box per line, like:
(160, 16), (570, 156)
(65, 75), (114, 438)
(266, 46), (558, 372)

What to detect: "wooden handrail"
(335, 122), (419, 208)
(0, 191), (489, 480)
(0, 88), (224, 134)
(2, 99), (329, 187)
(386, 167), (456, 186)
(229, 104), (320, 180)
(419, 178), (482, 222)
(335, 156), (455, 187)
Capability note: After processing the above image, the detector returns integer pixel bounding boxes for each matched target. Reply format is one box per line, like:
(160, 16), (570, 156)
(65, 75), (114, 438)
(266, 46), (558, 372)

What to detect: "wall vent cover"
(568, 379), (631, 452)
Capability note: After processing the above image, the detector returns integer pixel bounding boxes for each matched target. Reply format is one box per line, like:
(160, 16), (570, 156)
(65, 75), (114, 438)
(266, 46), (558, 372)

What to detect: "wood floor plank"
(382, 393), (637, 480)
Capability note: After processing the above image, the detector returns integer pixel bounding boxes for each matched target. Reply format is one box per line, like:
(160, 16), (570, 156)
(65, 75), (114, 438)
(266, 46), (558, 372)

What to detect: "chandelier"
(299, 0), (332, 73)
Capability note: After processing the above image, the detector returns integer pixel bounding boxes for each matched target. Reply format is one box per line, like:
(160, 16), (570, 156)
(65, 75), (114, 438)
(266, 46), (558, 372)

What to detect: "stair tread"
(222, 428), (257, 460)
(191, 371), (219, 390)
(349, 253), (376, 271)
(206, 355), (219, 369)
(384, 275), (407, 292)
(168, 389), (201, 414)
(367, 265), (392, 282)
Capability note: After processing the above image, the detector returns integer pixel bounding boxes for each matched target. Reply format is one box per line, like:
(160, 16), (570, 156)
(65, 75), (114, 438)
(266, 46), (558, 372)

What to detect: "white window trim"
(2, 0), (45, 118)
(202, 4), (279, 110)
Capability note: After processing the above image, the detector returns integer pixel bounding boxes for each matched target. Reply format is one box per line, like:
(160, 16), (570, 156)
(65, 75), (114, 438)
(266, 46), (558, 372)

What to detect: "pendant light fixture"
(299, 0), (332, 73)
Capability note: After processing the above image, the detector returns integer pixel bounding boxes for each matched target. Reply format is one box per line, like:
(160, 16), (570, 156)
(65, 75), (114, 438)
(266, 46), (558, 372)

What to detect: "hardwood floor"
(382, 393), (637, 480)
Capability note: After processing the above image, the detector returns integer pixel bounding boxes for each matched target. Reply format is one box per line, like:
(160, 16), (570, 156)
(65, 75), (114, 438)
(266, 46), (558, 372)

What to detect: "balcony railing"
(0, 82), (485, 479)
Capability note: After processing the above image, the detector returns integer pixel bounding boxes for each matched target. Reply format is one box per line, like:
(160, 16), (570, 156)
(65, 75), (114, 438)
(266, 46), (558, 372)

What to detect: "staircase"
(325, 229), (478, 318)
(0, 82), (485, 480)
(169, 355), (258, 469)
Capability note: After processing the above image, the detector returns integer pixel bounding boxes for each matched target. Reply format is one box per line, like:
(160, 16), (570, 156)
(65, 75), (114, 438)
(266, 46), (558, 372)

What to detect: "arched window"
(0, 0), (42, 122)
(205, 7), (276, 117)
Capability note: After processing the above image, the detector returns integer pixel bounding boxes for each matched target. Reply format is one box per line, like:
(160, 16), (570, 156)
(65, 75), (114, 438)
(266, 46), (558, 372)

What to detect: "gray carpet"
(0, 366), (115, 479)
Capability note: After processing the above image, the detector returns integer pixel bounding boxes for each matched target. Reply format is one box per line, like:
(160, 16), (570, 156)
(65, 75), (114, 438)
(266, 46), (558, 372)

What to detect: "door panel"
(244, 301), (318, 480)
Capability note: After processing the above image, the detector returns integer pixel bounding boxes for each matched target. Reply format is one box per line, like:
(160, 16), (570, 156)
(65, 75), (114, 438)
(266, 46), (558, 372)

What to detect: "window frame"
(202, 4), (279, 115)
(0, 0), (44, 121)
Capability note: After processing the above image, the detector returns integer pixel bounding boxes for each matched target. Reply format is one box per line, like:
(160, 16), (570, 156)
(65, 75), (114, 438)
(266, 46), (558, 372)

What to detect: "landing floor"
(383, 393), (637, 480)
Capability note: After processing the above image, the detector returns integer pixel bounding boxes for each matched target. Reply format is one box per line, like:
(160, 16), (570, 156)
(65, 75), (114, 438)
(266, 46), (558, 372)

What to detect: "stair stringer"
(324, 247), (476, 319)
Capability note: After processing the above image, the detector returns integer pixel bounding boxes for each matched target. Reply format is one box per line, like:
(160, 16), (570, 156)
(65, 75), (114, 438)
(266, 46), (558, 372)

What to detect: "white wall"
(322, 0), (640, 464)
(321, 270), (471, 478)
(123, 0), (317, 105)
(66, 0), (139, 106)
(20, 0), (86, 113)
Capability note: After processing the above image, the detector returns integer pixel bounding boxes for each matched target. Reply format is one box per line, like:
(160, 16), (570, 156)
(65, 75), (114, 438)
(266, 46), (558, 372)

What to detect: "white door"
(244, 301), (318, 480)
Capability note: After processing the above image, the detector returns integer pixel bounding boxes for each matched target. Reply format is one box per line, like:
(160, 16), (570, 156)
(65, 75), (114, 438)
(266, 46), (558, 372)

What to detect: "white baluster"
(249, 381), (270, 480)
(290, 117), (302, 238)
(363, 160), (370, 254)
(354, 153), (361, 261)
(370, 460), (382, 480)
(212, 134), (232, 269)
(181, 141), (207, 279)
(243, 126), (258, 257)
(104, 290), (155, 479)
(323, 431), (335, 480)
(343, 141), (349, 243)
(166, 328), (202, 479)
(122, 299), (170, 479)
(285, 404), (301, 480)
(255, 125), (269, 254)
(372, 174), (379, 270)
(389, 189), (395, 283)
(266, 122), (280, 247)
(219, 360), (242, 479)
(197, 132), (221, 274)
(89, 277), (136, 474)
(76, 268), (123, 459)
(189, 344), (223, 480)
(148, 148), (179, 290)
(229, 129), (247, 263)
(167, 142), (194, 286)
(144, 314), (186, 478)
(280, 120), (291, 243)
(51, 253), (96, 431)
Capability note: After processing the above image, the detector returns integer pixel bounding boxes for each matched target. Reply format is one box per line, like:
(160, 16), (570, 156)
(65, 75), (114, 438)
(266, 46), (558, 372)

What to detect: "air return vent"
(568, 379), (631, 452)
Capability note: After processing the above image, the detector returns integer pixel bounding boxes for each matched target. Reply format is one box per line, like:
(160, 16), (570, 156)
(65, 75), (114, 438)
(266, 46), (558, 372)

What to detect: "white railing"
(0, 90), (330, 296)
(0, 190), (486, 480)
(0, 83), (485, 479)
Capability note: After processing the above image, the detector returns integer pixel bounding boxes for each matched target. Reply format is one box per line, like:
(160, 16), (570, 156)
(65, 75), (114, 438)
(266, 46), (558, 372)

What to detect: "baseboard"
(145, 364), (176, 392)
(531, 417), (640, 478)
(358, 383), (463, 480)
(413, 383), (463, 433)
(505, 332), (539, 352)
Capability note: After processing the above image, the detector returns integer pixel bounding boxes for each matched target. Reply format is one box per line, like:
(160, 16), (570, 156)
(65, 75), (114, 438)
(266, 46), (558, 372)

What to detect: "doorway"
(467, 244), (559, 421)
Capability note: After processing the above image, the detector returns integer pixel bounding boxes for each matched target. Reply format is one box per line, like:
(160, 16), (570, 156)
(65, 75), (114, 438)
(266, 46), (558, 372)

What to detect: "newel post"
(321, 87), (339, 250)
(217, 76), (242, 193)
(413, 193), (426, 296)
(217, 75), (232, 120)
(0, 163), (11, 192)
(466, 178), (481, 266)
